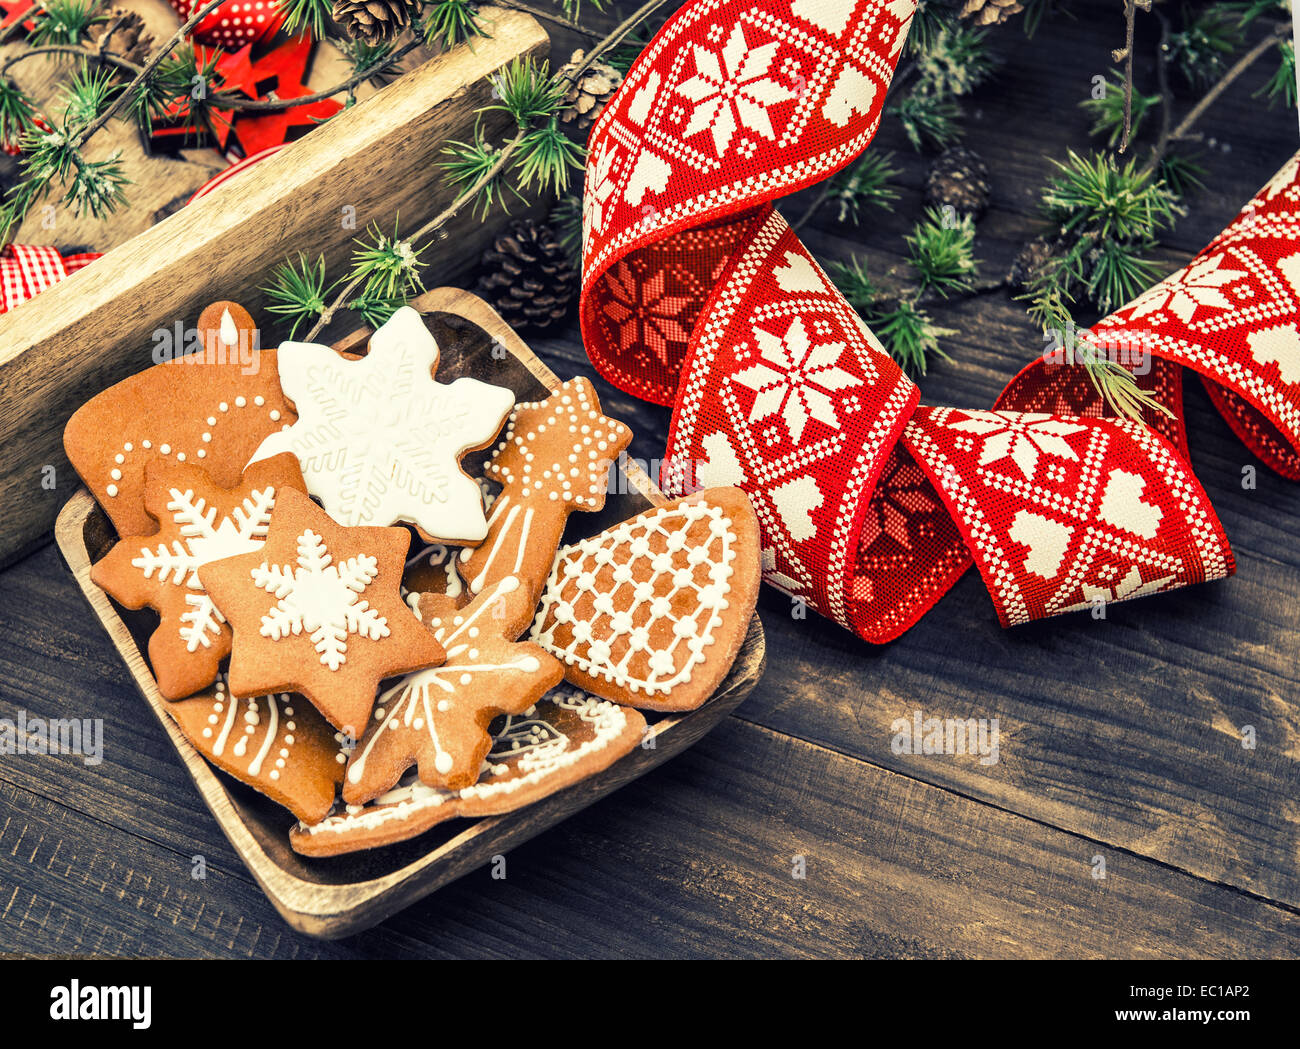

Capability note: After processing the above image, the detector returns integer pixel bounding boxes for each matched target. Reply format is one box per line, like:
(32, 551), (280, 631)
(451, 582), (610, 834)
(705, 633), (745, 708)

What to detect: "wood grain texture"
(2, 0), (1299, 957)
(0, 6), (549, 569)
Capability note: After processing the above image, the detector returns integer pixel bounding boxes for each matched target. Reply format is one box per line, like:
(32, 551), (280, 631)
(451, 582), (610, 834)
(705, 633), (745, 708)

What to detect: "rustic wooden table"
(3, 1), (1300, 958)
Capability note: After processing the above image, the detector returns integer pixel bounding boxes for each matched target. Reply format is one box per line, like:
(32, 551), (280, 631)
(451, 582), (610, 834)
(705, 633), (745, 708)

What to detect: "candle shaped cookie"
(455, 378), (633, 636)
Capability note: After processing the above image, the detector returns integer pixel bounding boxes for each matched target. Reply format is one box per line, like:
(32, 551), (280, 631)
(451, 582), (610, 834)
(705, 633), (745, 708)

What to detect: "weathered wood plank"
(3, 675), (1296, 957)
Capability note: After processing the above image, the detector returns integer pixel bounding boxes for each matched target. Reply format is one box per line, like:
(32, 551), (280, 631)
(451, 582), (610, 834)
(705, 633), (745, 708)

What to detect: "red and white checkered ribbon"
(0, 244), (99, 314)
(578, 0), (1300, 641)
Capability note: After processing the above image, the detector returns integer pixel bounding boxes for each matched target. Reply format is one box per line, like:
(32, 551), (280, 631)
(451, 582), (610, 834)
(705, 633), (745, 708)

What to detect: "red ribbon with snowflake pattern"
(580, 0), (1300, 642)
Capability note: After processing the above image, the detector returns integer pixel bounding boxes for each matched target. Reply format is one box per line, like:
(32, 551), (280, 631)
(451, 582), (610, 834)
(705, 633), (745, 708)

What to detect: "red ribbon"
(0, 244), (99, 314)
(578, 0), (1298, 641)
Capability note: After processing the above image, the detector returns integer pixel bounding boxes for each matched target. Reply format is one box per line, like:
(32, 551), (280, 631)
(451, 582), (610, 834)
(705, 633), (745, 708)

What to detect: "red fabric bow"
(0, 244), (99, 314)
(578, 0), (1294, 641)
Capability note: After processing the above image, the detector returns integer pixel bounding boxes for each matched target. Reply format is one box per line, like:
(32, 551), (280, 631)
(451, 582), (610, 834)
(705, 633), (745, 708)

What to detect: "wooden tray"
(53, 288), (767, 938)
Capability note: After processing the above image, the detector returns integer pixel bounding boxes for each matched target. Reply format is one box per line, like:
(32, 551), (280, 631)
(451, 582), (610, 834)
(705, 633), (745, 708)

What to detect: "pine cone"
(332, 0), (412, 45)
(557, 50), (624, 132)
(88, 8), (155, 65)
(476, 219), (579, 333)
(1008, 238), (1053, 289)
(959, 0), (1024, 26)
(923, 146), (992, 220)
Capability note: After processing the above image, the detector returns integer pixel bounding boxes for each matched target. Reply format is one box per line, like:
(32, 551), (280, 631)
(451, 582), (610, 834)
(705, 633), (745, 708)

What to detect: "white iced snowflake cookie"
(251, 306), (515, 544)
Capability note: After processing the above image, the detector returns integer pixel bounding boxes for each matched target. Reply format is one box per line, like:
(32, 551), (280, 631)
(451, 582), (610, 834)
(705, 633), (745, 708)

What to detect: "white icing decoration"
(345, 575), (534, 786)
(304, 688), (627, 836)
(131, 485), (277, 651)
(247, 307), (514, 542)
(529, 502), (737, 695)
(219, 308), (239, 347)
(252, 528), (390, 670)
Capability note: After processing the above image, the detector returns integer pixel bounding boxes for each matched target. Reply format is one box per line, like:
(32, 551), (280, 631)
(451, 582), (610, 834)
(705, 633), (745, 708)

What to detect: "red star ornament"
(231, 35), (343, 155)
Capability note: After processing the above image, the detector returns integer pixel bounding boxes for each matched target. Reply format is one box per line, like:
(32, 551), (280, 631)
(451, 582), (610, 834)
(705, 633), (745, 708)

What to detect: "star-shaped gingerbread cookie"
(90, 453), (306, 700)
(249, 306), (515, 544)
(198, 486), (445, 734)
(341, 574), (563, 804)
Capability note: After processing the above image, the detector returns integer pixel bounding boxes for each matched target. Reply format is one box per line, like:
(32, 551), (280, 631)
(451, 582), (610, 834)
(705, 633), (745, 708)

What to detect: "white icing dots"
(528, 501), (737, 696)
(106, 485), (118, 497)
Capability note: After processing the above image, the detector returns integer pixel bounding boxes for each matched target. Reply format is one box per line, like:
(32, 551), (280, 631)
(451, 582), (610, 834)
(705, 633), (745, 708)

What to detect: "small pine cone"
(1008, 237), (1053, 289)
(476, 219), (579, 333)
(557, 49), (624, 132)
(923, 146), (992, 220)
(959, 0), (1024, 27)
(332, 0), (412, 45)
(87, 8), (155, 66)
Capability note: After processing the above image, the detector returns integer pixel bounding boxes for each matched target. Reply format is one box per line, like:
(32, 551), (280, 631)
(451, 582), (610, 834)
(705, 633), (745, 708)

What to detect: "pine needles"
(828, 206), (977, 378)
(263, 223), (428, 337)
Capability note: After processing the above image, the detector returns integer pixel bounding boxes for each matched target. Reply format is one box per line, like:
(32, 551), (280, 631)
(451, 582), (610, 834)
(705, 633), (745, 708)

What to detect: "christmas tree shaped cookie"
(199, 486), (445, 734)
(90, 453), (306, 700)
(249, 306), (515, 544)
(342, 575), (563, 804)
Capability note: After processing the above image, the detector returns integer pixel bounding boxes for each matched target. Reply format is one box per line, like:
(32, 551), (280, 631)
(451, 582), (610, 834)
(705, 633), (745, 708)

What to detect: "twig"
(1139, 21), (1289, 177)
(0, 44), (139, 78)
(0, 37), (421, 115)
(72, 0), (229, 149)
(1118, 0), (1136, 153)
(211, 38), (423, 111)
(303, 0), (673, 341)
(498, 1), (601, 38)
(1147, 8), (1172, 166)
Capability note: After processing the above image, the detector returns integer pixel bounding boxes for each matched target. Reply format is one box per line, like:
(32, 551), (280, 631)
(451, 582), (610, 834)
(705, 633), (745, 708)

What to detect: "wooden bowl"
(54, 288), (767, 938)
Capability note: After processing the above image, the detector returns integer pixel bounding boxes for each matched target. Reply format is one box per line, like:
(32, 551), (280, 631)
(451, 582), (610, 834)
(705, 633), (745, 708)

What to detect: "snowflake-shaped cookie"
(200, 486), (445, 734)
(90, 453), (306, 700)
(250, 306), (515, 544)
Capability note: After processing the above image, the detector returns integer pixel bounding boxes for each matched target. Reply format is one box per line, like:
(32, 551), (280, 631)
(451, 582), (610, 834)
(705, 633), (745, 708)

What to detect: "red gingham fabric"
(0, 244), (100, 314)
(576, 0), (1298, 641)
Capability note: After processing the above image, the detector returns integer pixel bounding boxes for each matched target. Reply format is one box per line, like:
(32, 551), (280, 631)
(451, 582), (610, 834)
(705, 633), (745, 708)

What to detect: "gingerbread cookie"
(90, 453), (306, 700)
(530, 487), (762, 712)
(292, 687), (646, 856)
(198, 486), (444, 734)
(454, 378), (633, 637)
(64, 301), (295, 538)
(168, 676), (346, 825)
(341, 576), (563, 804)
(249, 306), (515, 544)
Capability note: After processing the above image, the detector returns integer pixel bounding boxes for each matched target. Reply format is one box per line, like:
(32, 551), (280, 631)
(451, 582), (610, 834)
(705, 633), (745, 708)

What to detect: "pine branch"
(300, 0), (672, 341)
